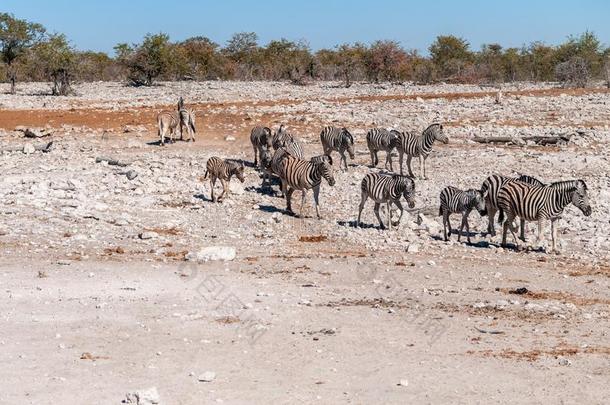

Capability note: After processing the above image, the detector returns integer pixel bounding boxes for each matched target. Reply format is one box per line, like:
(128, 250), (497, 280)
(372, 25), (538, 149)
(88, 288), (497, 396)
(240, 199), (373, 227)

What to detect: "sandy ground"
(0, 81), (609, 404)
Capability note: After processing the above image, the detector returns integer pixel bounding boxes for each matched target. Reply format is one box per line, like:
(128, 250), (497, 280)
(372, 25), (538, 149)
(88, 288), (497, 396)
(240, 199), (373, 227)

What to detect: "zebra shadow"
(193, 193), (213, 203)
(245, 184), (280, 197)
(256, 204), (293, 216)
(431, 233), (493, 249)
(337, 220), (382, 229)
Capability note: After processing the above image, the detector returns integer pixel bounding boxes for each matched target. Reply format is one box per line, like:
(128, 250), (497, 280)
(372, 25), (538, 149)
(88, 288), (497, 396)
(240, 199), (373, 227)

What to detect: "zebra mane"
(550, 179), (587, 192)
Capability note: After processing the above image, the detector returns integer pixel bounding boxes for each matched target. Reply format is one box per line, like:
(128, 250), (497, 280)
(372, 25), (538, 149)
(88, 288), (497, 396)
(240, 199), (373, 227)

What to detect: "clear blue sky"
(3, 0), (609, 55)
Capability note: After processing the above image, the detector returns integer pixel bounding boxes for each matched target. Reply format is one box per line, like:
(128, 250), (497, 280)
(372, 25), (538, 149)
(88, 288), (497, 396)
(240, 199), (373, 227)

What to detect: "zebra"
(497, 179), (591, 252)
(277, 154), (335, 218)
(396, 123), (448, 179)
(272, 124), (292, 150)
(310, 154), (332, 165)
(357, 173), (416, 230)
(438, 186), (487, 243)
(204, 157), (245, 203)
(250, 126), (273, 167)
(366, 128), (400, 171)
(261, 142), (304, 192)
(157, 108), (196, 145)
(320, 126), (355, 171)
(284, 137), (304, 159)
(481, 174), (544, 239)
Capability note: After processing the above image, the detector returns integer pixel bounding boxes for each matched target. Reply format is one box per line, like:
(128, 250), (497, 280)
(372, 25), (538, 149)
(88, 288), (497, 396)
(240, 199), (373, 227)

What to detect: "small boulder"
(186, 247), (236, 262)
(124, 387), (160, 405)
(198, 371), (216, 382)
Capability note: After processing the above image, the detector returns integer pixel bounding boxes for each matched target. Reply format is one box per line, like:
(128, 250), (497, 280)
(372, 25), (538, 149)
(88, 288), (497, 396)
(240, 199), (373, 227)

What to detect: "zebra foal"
(497, 179), (591, 252)
(396, 123), (448, 179)
(204, 157), (245, 203)
(438, 186), (487, 243)
(357, 173), (415, 230)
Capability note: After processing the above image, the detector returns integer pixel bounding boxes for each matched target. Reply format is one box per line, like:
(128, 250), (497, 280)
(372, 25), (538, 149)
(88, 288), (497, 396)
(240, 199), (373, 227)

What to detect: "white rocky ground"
(0, 81), (608, 404)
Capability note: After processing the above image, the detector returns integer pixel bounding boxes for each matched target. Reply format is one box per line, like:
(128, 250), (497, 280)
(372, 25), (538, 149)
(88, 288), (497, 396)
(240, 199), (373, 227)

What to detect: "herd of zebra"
(157, 100), (592, 254)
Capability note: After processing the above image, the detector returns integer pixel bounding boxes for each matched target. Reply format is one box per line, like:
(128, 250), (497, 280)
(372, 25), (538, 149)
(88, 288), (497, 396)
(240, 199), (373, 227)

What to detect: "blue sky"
(3, 0), (609, 55)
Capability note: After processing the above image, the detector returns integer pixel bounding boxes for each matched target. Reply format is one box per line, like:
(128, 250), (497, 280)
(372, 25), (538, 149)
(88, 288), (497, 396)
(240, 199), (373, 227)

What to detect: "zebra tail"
(204, 169), (209, 179)
(438, 206), (443, 216)
(497, 209), (504, 224)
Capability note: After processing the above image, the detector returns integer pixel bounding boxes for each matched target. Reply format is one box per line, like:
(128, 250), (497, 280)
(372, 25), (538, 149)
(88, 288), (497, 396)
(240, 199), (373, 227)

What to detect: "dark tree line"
(1, 13), (609, 94)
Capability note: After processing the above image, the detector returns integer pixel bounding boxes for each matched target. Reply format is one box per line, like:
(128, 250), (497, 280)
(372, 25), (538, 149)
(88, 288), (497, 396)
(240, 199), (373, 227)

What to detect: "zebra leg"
(398, 150), (404, 175)
(419, 156), (425, 179)
(520, 218), (527, 242)
(386, 151), (393, 171)
(210, 177), (217, 202)
(487, 204), (497, 236)
(392, 200), (404, 227)
(370, 150), (376, 167)
(551, 219), (558, 254)
(373, 203), (385, 229)
(252, 145), (258, 167)
(218, 179), (228, 201)
(507, 215), (521, 250)
(313, 185), (322, 219)
(406, 155), (415, 178)
(501, 219), (508, 247)
(458, 211), (467, 242)
(387, 202), (392, 230)
(464, 211), (473, 244)
(536, 219), (545, 250)
(285, 187), (295, 214)
(357, 192), (367, 227)
(300, 190), (307, 219)
(340, 151), (348, 171)
(442, 210), (449, 241)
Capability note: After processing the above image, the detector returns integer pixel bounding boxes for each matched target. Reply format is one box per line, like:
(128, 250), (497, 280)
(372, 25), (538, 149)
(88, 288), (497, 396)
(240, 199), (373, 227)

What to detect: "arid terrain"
(0, 81), (609, 404)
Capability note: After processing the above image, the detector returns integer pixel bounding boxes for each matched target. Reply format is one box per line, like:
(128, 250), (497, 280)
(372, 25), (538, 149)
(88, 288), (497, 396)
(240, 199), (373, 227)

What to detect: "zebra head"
(398, 176), (416, 208)
(229, 161), (246, 183)
(317, 160), (335, 186)
(260, 149), (272, 169)
(426, 123), (448, 144)
(471, 189), (488, 216)
(263, 127), (273, 148)
(571, 180), (591, 216)
(389, 130), (401, 148)
(341, 127), (355, 159)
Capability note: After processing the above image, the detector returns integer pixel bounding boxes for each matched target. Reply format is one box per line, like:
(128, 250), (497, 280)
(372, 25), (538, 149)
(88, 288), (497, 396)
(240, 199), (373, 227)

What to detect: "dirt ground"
(0, 81), (608, 404)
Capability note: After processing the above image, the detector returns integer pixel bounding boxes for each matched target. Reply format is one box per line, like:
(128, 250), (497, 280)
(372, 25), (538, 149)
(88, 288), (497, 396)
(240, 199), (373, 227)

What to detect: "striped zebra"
(396, 123), (448, 178)
(157, 108), (196, 145)
(481, 174), (544, 238)
(438, 186), (487, 243)
(272, 124), (292, 150)
(310, 154), (332, 165)
(320, 126), (355, 171)
(357, 173), (416, 230)
(497, 179), (591, 252)
(204, 157), (245, 203)
(250, 126), (273, 167)
(277, 155), (335, 218)
(366, 128), (400, 171)
(262, 142), (305, 192)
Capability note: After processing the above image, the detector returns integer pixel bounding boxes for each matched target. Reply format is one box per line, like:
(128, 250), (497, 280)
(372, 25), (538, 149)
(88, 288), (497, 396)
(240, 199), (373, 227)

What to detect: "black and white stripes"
(438, 186), (487, 243)
(497, 179), (591, 252)
(397, 123), (448, 178)
(357, 173), (415, 229)
(277, 154), (335, 218)
(366, 128), (400, 171)
(204, 157), (245, 203)
(250, 126), (273, 167)
(320, 126), (355, 171)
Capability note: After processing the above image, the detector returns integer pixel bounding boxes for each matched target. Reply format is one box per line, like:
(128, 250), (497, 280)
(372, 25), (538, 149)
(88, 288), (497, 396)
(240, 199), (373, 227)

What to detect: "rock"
(124, 387), (160, 405)
(139, 231), (158, 240)
(225, 135), (236, 142)
(406, 243), (420, 253)
(427, 260), (436, 266)
(23, 143), (35, 154)
(558, 357), (572, 366)
(126, 170), (138, 180)
(398, 379), (409, 387)
(198, 371), (216, 382)
(186, 246), (236, 262)
(24, 128), (52, 138)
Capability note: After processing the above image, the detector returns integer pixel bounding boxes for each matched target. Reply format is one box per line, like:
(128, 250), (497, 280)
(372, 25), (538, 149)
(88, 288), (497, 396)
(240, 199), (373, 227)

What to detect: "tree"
(336, 43), (366, 86)
(364, 40), (408, 82)
(175, 36), (227, 80)
(478, 43), (505, 83)
(30, 33), (75, 95)
(429, 35), (473, 78)
(0, 13), (45, 93)
(115, 33), (173, 86)
(223, 32), (259, 79)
